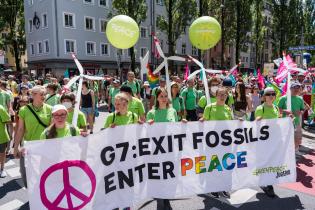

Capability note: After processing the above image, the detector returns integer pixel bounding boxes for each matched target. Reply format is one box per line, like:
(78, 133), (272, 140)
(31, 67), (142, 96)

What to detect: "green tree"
(156, 0), (197, 59)
(251, 0), (265, 68)
(303, 0), (315, 46)
(0, 0), (25, 72)
(110, 0), (147, 72)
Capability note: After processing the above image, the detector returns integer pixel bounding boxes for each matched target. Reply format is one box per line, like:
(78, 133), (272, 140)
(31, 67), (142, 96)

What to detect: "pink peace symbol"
(40, 160), (96, 210)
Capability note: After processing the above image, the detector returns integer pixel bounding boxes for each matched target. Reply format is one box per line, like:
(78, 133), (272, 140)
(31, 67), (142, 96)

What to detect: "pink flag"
(184, 63), (190, 80)
(276, 53), (298, 83)
(257, 68), (265, 89)
(153, 36), (160, 59)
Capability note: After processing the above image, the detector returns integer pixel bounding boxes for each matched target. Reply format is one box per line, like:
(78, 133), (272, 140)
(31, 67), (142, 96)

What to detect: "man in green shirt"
(278, 82), (304, 150)
(0, 81), (11, 111)
(122, 71), (141, 98)
(181, 79), (198, 121)
(108, 79), (121, 112)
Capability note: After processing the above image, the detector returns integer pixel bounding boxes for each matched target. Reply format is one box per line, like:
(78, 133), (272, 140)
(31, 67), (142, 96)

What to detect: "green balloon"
(106, 15), (139, 49)
(189, 16), (222, 50)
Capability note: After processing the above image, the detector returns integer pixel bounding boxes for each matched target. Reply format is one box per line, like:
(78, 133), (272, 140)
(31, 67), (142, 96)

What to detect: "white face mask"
(62, 102), (72, 109)
(211, 86), (219, 94)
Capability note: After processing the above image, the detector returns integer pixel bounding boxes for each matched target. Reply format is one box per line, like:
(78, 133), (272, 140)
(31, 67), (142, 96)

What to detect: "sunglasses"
(265, 93), (276, 96)
(53, 114), (67, 118)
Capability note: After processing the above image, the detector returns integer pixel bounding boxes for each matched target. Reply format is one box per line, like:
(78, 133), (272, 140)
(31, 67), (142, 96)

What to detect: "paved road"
(0, 109), (314, 210)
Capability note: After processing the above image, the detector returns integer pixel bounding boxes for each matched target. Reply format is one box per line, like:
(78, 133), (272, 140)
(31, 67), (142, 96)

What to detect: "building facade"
(24, 0), (198, 78)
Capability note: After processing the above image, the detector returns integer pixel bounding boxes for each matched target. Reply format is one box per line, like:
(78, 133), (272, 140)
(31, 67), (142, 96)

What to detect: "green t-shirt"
(109, 87), (120, 105)
(203, 103), (233, 121)
(181, 88), (198, 110)
(128, 97), (145, 117)
(123, 80), (140, 95)
(198, 96), (217, 109)
(0, 105), (10, 144)
(0, 90), (10, 111)
(40, 123), (80, 140)
(278, 95), (304, 126)
(67, 110), (87, 129)
(45, 94), (60, 106)
(146, 107), (178, 122)
(255, 104), (279, 119)
(104, 111), (138, 128)
(18, 103), (52, 141)
(171, 97), (184, 112)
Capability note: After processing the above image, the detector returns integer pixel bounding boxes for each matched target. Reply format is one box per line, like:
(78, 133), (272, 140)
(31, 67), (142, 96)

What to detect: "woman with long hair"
(233, 81), (253, 120)
(170, 82), (184, 120)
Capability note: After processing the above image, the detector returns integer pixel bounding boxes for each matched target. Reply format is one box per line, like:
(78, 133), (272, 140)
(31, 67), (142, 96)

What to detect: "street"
(0, 108), (315, 210)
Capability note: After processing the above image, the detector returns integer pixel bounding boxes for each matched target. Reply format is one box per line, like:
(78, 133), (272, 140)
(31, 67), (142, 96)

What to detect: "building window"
(42, 13), (48, 28)
(156, 0), (163, 5)
(29, 0), (33, 5)
(30, 43), (35, 55)
(140, 27), (147, 38)
(86, 42), (96, 55)
(181, 44), (186, 55)
(117, 49), (124, 56)
(140, 48), (147, 57)
(85, 17), (95, 31)
(245, 57), (248, 62)
(192, 46), (198, 56)
(29, 20), (33, 32)
(44, 40), (49, 54)
(65, 40), (76, 53)
(99, 0), (107, 7)
(100, 43), (109, 56)
(99, 19), (107, 33)
(37, 42), (43, 54)
(64, 13), (75, 28)
(84, 0), (94, 4)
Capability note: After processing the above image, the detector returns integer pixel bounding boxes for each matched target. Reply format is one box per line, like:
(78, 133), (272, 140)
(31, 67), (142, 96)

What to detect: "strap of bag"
(45, 94), (56, 102)
(26, 105), (48, 128)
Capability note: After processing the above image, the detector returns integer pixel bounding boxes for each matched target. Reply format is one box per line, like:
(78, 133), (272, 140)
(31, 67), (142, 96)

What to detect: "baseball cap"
(20, 85), (29, 89)
(298, 72), (305, 76)
(143, 81), (149, 86)
(52, 104), (68, 114)
(112, 79), (120, 84)
(160, 75), (166, 82)
(263, 87), (275, 95)
(290, 82), (301, 89)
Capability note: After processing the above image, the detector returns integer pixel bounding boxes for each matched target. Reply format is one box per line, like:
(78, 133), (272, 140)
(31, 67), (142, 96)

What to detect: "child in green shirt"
(0, 105), (11, 178)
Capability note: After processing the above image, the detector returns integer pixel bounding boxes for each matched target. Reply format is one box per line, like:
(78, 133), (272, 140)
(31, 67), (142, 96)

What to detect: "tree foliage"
(0, 0), (25, 72)
(156, 0), (197, 56)
(110, 0), (147, 72)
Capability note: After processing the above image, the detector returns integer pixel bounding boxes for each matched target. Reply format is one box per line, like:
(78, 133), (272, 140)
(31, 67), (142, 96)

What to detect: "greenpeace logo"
(276, 170), (291, 178)
(252, 165), (287, 176)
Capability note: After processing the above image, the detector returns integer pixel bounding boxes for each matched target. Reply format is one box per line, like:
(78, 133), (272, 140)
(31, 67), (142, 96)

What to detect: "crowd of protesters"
(0, 68), (314, 209)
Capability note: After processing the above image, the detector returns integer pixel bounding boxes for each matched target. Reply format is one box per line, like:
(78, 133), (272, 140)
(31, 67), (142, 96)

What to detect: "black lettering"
(104, 172), (116, 194)
(152, 136), (166, 155)
(148, 163), (160, 179)
(139, 138), (151, 156)
(205, 131), (219, 147)
(234, 128), (245, 144)
(116, 142), (129, 162)
(244, 128), (249, 143)
(221, 130), (232, 146)
(259, 125), (270, 140)
(174, 134), (186, 151)
(100, 146), (115, 166)
(167, 135), (173, 152)
(249, 127), (258, 142)
(118, 169), (134, 189)
(193, 132), (203, 149)
(134, 164), (146, 183)
(162, 161), (175, 179)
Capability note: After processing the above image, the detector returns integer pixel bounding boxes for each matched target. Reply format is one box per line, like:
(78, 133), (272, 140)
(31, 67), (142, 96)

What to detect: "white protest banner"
(25, 118), (296, 210)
